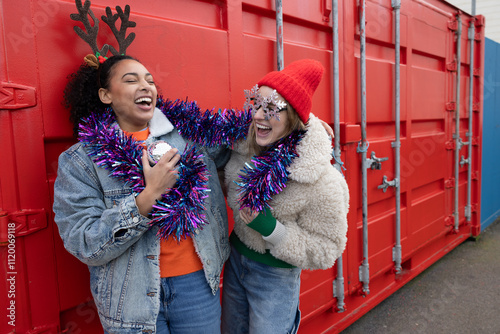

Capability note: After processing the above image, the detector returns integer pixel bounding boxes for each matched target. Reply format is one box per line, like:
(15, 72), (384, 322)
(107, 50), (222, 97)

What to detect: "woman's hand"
(239, 207), (259, 224)
(143, 148), (180, 193)
(319, 119), (334, 138)
(136, 148), (180, 216)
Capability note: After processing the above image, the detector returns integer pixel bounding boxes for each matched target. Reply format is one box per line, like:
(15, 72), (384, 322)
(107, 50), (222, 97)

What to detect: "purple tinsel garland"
(158, 96), (306, 213)
(151, 144), (209, 238)
(78, 110), (210, 241)
(157, 97), (252, 147)
(235, 130), (306, 212)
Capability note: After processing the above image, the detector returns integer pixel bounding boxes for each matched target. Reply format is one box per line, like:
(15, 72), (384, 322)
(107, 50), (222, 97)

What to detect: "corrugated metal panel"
(446, 0), (500, 42)
(481, 37), (500, 230)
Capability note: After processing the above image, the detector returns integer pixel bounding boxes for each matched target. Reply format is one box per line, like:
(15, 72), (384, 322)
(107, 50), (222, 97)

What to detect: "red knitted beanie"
(257, 59), (324, 123)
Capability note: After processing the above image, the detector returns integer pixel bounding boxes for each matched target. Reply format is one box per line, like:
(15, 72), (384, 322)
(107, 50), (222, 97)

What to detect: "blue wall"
(481, 38), (500, 230)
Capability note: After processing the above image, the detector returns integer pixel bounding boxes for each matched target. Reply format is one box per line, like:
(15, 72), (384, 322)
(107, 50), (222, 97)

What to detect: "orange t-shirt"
(128, 128), (203, 277)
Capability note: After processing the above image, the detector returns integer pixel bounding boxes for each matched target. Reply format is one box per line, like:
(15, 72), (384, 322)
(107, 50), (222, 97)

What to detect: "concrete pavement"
(341, 219), (500, 334)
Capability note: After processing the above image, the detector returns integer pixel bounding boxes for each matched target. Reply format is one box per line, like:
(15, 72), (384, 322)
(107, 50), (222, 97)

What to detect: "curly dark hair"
(63, 55), (137, 137)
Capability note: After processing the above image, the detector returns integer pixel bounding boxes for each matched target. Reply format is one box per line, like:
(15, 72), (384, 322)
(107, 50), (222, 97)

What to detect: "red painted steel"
(0, 0), (483, 333)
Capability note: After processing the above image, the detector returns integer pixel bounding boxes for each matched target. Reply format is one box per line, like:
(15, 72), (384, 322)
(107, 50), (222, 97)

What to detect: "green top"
(246, 207), (277, 237)
(230, 232), (295, 268)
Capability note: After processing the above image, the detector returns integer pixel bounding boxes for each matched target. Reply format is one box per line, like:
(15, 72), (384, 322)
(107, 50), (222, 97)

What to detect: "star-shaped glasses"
(243, 84), (287, 121)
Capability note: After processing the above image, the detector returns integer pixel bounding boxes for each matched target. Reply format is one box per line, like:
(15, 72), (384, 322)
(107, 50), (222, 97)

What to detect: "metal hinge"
(445, 178), (455, 189)
(445, 101), (456, 111)
(474, 16), (485, 28)
(445, 141), (455, 150)
(446, 60), (457, 72)
(448, 19), (458, 31)
(0, 82), (37, 110)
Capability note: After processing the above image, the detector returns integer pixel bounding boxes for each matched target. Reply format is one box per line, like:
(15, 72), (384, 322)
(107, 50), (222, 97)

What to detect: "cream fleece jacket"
(225, 115), (349, 270)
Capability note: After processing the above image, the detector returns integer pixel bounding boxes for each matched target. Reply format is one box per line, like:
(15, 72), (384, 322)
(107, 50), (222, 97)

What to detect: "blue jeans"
(156, 270), (221, 334)
(221, 245), (301, 334)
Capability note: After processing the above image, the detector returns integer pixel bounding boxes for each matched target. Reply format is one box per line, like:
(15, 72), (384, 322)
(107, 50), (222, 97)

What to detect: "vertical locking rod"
(465, 3), (476, 221)
(454, 14), (462, 231)
(275, 0), (284, 70)
(392, 0), (402, 274)
(358, 0), (370, 295)
(331, 0), (345, 312)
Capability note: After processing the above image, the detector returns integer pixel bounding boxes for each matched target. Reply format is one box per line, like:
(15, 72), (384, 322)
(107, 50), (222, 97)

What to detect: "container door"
(0, 0), (63, 332)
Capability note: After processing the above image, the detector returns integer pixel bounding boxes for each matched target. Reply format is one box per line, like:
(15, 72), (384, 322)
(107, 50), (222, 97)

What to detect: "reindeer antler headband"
(71, 0), (136, 69)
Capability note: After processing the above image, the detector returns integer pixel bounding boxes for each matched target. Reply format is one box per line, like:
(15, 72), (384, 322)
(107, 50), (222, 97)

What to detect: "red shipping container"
(0, 0), (483, 333)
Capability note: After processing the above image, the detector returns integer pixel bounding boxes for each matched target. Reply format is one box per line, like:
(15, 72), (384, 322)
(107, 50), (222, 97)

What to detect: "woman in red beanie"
(221, 59), (350, 333)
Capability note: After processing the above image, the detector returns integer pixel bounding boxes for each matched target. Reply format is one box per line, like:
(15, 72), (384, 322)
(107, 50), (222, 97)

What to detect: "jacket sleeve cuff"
(262, 220), (286, 247)
(117, 195), (149, 231)
(246, 207), (276, 237)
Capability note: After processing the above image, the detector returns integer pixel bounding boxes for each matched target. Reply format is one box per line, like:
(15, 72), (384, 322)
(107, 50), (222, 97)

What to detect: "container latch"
(0, 81), (37, 110)
(0, 209), (47, 245)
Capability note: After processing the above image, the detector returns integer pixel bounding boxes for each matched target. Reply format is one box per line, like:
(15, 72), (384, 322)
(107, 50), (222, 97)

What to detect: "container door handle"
(366, 151), (389, 170)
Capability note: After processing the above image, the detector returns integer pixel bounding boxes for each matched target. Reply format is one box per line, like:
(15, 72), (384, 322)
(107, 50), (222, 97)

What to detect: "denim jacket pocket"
(103, 187), (133, 209)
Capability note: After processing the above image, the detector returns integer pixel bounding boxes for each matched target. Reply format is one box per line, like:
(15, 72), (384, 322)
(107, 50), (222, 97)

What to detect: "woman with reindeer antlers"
(53, 1), (246, 333)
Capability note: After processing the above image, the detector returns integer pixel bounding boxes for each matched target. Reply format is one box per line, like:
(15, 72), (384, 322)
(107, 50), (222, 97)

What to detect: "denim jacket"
(53, 108), (230, 333)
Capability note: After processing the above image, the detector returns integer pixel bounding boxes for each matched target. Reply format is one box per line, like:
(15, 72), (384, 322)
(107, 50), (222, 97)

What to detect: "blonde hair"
(247, 103), (306, 157)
